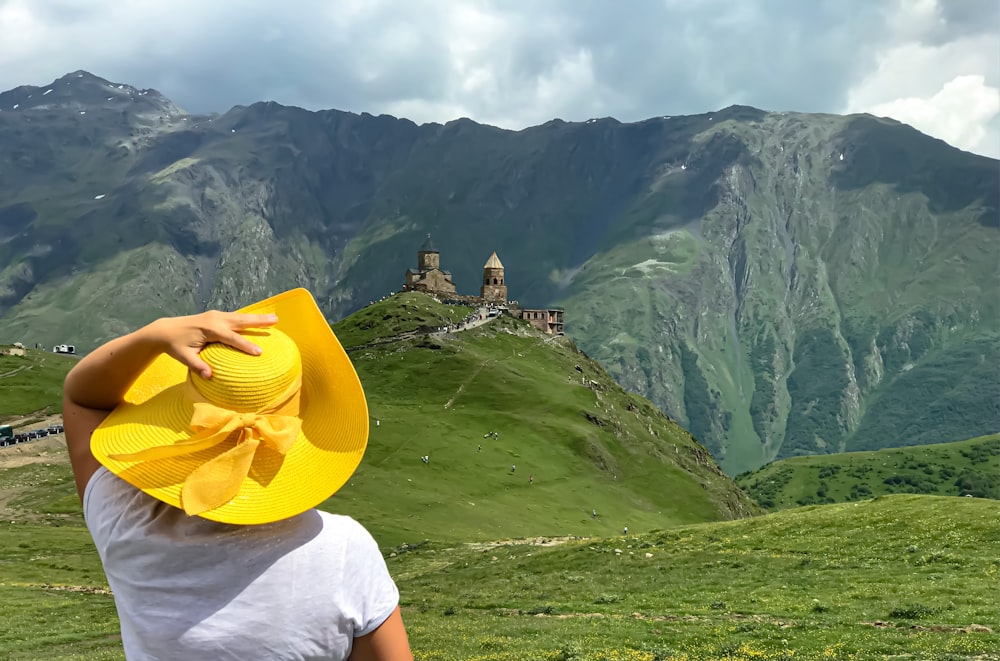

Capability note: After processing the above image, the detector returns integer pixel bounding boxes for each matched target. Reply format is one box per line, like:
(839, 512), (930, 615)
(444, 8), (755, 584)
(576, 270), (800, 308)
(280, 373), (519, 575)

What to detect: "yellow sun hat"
(90, 288), (368, 525)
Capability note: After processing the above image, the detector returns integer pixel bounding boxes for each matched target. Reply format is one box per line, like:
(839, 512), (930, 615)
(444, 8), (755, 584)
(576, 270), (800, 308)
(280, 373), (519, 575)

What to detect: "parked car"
(47, 425), (64, 435)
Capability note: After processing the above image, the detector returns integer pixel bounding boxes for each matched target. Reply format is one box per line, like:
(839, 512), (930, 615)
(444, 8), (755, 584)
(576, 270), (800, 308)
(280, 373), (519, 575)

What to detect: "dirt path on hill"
(443, 359), (494, 410)
(431, 306), (493, 336)
(465, 535), (582, 551)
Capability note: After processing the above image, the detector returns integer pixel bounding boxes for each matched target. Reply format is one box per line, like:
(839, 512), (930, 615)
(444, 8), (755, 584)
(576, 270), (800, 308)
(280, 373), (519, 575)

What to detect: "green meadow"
(3, 471), (997, 660)
(0, 349), (76, 419)
(1, 294), (997, 659)
(738, 435), (1000, 510)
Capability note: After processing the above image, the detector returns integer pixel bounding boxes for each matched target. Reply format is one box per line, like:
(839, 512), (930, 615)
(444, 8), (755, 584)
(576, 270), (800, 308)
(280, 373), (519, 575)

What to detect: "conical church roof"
(419, 234), (438, 253)
(483, 251), (504, 269)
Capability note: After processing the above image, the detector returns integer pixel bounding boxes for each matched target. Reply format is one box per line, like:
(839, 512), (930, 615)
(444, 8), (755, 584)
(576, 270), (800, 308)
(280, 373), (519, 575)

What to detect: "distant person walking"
(592, 509), (597, 519)
(623, 526), (628, 535)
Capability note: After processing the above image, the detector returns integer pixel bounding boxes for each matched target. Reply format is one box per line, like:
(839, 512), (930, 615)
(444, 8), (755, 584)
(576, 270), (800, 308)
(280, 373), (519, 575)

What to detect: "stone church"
(402, 235), (456, 295)
(402, 235), (564, 335)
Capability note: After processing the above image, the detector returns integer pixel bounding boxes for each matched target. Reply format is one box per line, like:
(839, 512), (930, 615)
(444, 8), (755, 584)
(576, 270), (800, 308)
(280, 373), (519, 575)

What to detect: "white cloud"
(0, 0), (996, 158)
(845, 0), (999, 156)
(0, 1), (46, 55)
(865, 75), (999, 156)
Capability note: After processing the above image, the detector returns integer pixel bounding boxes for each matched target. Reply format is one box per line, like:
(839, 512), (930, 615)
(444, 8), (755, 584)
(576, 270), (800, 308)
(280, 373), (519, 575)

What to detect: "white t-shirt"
(84, 467), (399, 661)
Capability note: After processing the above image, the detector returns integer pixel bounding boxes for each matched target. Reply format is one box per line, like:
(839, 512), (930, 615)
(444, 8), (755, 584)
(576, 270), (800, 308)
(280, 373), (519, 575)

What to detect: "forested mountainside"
(2, 71), (996, 473)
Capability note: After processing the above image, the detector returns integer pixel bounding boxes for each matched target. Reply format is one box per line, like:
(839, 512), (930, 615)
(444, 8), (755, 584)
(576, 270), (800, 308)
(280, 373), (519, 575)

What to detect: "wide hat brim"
(90, 288), (368, 525)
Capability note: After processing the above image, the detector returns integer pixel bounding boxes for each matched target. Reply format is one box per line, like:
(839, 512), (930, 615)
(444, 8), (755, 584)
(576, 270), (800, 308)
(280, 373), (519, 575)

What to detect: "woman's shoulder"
(316, 510), (374, 539)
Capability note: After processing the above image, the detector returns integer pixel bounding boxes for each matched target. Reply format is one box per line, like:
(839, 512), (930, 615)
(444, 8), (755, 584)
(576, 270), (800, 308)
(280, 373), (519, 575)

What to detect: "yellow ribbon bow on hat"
(109, 375), (303, 516)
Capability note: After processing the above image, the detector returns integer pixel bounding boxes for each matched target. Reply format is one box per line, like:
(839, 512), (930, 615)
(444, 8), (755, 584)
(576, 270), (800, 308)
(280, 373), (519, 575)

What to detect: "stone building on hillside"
(514, 308), (564, 335)
(401, 236), (565, 335)
(402, 235), (457, 296)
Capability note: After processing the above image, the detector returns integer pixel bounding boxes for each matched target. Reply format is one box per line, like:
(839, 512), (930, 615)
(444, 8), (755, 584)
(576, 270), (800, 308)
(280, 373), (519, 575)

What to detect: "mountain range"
(1, 71), (997, 474)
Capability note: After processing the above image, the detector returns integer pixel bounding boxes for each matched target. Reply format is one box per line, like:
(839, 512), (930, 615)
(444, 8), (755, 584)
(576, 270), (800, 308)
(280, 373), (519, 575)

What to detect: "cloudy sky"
(1, 0), (997, 157)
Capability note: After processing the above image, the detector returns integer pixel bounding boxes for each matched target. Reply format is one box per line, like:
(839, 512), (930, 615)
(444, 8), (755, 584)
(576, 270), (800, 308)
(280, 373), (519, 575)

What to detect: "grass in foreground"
(393, 495), (998, 660)
(1, 453), (996, 661)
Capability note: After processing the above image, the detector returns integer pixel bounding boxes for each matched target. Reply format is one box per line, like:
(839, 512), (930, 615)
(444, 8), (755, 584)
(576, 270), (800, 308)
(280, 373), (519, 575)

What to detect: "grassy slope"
(328, 293), (754, 546)
(395, 495), (999, 660)
(0, 245), (200, 352)
(3, 469), (996, 660)
(3, 292), (754, 547)
(737, 433), (1000, 510)
(843, 334), (1000, 452)
(0, 349), (77, 420)
(0, 462), (123, 661)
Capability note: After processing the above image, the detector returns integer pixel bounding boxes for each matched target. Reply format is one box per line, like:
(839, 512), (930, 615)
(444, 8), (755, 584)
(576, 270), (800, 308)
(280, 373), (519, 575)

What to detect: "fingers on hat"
(231, 312), (279, 329)
(177, 349), (213, 378)
(221, 330), (266, 356)
(216, 313), (278, 355)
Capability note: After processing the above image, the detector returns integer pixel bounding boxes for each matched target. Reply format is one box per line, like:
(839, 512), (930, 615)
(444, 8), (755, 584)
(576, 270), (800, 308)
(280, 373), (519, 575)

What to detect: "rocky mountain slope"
(1, 72), (996, 473)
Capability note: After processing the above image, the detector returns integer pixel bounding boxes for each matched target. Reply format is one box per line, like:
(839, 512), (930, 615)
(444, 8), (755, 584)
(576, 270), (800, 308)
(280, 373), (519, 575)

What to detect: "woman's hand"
(63, 309), (280, 501)
(149, 311), (280, 379)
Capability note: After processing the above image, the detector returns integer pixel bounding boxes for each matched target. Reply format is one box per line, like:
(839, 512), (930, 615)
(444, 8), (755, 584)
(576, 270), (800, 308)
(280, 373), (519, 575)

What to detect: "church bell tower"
(417, 234), (440, 270)
(480, 251), (507, 303)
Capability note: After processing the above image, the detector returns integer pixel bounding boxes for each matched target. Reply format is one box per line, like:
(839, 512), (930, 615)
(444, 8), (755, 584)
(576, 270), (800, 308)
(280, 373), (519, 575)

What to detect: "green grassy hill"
(737, 434), (1000, 510)
(2, 292), (755, 545)
(328, 292), (756, 546)
(0, 348), (76, 420)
